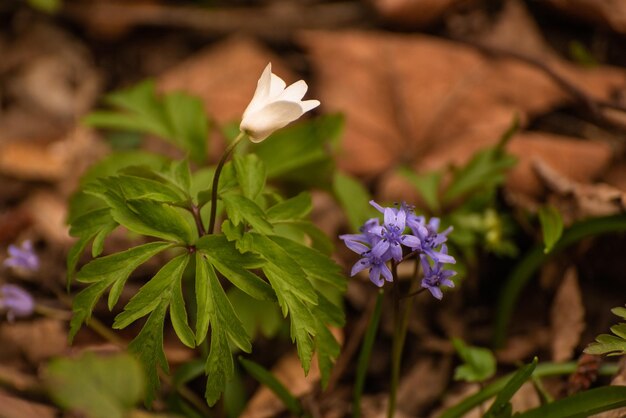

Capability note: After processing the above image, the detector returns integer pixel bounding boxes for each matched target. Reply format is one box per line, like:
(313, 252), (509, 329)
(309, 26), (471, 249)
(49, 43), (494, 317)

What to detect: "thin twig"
(465, 41), (626, 131)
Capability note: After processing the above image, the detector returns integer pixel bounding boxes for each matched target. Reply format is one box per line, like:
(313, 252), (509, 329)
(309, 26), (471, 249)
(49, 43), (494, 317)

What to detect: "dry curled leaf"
(550, 267), (586, 362)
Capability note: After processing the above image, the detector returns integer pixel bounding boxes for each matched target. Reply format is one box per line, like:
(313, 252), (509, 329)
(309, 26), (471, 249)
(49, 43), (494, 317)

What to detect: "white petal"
(280, 80), (308, 102)
(268, 73), (287, 99)
(300, 99), (320, 113)
(242, 63), (273, 118)
(240, 101), (303, 142)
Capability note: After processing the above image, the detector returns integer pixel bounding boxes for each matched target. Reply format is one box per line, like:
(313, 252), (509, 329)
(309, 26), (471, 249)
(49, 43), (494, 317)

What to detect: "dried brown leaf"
(0, 389), (56, 418)
(301, 30), (624, 199)
(396, 356), (451, 414)
(550, 267), (586, 362)
(0, 319), (67, 364)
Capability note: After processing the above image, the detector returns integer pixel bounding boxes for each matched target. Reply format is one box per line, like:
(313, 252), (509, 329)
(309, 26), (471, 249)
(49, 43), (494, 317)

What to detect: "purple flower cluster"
(4, 241), (39, 271)
(0, 284), (34, 321)
(340, 201), (456, 299)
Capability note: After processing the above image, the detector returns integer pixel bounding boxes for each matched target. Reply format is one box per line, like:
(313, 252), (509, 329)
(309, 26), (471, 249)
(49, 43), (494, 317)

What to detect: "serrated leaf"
(100, 174), (186, 203)
(280, 220), (334, 255)
(314, 320), (341, 388)
(101, 187), (195, 243)
(252, 235), (318, 307)
(251, 234), (319, 371)
(333, 172), (377, 232)
(67, 208), (118, 283)
(233, 154), (266, 200)
(195, 253), (251, 352)
(113, 254), (189, 329)
(197, 235), (274, 301)
(452, 338), (496, 383)
(268, 235), (346, 292)
(539, 205), (564, 254)
(46, 352), (144, 418)
(70, 242), (172, 340)
(204, 326), (233, 406)
(128, 299), (169, 406)
(222, 193), (273, 234)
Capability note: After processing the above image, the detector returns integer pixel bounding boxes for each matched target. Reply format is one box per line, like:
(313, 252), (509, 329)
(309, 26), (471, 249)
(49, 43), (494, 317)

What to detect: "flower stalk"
(207, 132), (246, 235)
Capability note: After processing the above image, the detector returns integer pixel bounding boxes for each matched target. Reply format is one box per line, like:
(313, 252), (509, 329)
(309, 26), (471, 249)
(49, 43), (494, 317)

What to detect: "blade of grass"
(353, 290), (384, 418)
(494, 214), (626, 348)
(239, 357), (303, 417)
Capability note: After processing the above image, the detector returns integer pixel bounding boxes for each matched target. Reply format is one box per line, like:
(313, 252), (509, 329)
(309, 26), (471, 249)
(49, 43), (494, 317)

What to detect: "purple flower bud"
(0, 284), (35, 321)
(4, 241), (39, 271)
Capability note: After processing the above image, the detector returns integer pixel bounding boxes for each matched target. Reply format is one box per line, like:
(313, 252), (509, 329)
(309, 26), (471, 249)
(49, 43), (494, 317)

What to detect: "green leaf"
(70, 242), (172, 340)
(252, 114), (342, 187)
(267, 192), (312, 221)
(333, 172), (377, 232)
(239, 357), (304, 416)
(67, 208), (118, 282)
(516, 386), (626, 418)
(27, 0), (61, 13)
(197, 235), (274, 301)
(163, 92), (208, 163)
(100, 186), (196, 243)
(46, 352), (144, 418)
(227, 287), (283, 339)
(484, 357), (537, 418)
(128, 299), (169, 406)
(195, 253), (253, 406)
(251, 234), (319, 371)
(233, 154), (266, 200)
(195, 253), (251, 352)
(85, 81), (209, 162)
(585, 308), (626, 356)
(113, 254), (190, 330)
(99, 174), (187, 203)
(452, 338), (496, 382)
(268, 235), (346, 292)
(397, 167), (441, 212)
(205, 325), (233, 406)
(222, 193), (273, 234)
(443, 118), (518, 203)
(539, 205), (564, 254)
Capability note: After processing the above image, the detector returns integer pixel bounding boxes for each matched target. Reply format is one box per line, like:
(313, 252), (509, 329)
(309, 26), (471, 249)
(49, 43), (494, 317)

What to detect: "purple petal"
(428, 286), (443, 300)
(371, 240), (390, 258)
(351, 258), (371, 276)
(345, 240), (369, 254)
(383, 208), (396, 226)
(400, 235), (421, 248)
(369, 200), (386, 214)
(369, 266), (384, 287)
(381, 263), (393, 282)
(390, 242), (403, 262)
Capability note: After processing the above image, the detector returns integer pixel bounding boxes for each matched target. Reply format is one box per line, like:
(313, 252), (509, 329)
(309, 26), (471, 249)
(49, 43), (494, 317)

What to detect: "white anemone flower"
(240, 63), (320, 143)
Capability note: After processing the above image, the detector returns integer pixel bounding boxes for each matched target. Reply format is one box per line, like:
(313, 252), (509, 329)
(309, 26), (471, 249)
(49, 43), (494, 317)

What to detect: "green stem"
(353, 291), (384, 418)
(387, 261), (420, 418)
(207, 132), (246, 235)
